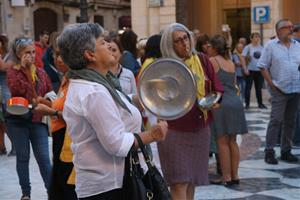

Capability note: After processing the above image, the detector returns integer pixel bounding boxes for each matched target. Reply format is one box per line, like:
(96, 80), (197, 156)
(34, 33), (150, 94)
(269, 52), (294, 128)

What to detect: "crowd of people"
(0, 18), (299, 200)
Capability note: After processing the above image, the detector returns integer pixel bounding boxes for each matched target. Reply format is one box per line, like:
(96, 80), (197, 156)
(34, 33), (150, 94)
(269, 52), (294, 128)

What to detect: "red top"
(34, 41), (47, 68)
(7, 65), (52, 123)
(167, 53), (224, 132)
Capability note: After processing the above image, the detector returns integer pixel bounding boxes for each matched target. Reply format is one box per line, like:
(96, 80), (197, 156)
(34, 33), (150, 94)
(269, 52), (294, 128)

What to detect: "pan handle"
(28, 104), (35, 109)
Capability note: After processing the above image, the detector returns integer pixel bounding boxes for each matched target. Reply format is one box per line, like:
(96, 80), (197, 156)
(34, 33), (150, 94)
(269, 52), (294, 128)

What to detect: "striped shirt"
(257, 38), (300, 94)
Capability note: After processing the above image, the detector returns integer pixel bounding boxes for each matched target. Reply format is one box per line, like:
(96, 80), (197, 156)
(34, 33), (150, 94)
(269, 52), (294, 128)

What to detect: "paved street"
(194, 107), (300, 199)
(1, 90), (300, 200)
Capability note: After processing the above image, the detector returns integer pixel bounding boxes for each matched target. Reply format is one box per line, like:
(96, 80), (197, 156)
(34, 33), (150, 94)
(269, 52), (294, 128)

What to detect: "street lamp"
(79, 0), (88, 22)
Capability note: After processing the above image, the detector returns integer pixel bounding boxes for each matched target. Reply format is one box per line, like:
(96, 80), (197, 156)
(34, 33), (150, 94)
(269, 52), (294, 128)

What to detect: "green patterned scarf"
(66, 68), (131, 114)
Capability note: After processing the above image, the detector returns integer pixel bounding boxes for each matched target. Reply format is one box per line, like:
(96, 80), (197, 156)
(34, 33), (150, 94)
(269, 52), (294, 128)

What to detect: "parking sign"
(253, 6), (270, 24)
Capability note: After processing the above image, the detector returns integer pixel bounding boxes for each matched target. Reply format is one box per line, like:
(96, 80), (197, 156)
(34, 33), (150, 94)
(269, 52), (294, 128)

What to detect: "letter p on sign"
(256, 8), (266, 21)
(253, 6), (270, 24)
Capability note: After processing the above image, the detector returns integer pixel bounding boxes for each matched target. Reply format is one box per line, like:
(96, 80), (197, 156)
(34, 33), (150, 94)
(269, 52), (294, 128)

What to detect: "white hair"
(160, 23), (196, 61)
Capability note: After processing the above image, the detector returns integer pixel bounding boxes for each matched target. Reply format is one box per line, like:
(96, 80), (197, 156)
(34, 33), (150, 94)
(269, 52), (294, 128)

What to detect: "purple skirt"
(157, 126), (210, 186)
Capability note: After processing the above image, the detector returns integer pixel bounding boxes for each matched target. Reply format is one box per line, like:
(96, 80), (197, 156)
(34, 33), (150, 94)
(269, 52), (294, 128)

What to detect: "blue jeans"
(237, 76), (245, 102)
(6, 120), (52, 196)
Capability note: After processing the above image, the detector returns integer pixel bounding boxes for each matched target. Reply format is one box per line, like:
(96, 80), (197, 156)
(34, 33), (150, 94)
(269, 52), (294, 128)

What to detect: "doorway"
(34, 8), (57, 41)
(225, 8), (251, 44)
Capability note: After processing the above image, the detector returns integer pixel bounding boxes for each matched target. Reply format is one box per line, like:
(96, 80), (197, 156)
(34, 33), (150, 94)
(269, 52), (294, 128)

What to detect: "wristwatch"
(53, 110), (59, 117)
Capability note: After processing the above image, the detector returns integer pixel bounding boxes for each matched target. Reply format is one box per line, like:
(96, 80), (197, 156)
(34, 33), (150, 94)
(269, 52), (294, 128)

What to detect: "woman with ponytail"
(207, 35), (248, 186)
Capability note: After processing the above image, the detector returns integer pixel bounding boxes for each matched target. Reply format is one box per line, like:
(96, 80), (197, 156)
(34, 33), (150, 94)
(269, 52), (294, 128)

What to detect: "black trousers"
(49, 128), (77, 200)
(245, 70), (264, 106)
(79, 189), (123, 200)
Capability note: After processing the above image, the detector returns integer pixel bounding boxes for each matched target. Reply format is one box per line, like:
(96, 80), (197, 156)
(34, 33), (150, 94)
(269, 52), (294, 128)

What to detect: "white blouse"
(63, 79), (142, 198)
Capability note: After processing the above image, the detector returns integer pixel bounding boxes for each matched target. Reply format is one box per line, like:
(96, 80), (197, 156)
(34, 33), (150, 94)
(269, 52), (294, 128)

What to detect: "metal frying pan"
(6, 97), (33, 115)
(138, 58), (197, 120)
(198, 92), (222, 109)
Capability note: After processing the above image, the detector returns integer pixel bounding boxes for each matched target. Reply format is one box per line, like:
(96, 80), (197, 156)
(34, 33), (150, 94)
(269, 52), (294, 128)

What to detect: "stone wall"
(251, 0), (283, 44)
(1, 1), (130, 42)
(131, 0), (175, 39)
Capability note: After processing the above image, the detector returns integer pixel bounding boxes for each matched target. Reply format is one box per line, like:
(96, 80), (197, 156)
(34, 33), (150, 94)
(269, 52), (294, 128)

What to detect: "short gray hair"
(160, 23), (195, 61)
(275, 19), (290, 31)
(57, 23), (104, 70)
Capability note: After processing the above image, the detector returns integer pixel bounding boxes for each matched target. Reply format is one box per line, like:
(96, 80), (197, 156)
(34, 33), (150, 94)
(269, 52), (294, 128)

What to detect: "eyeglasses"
(173, 35), (189, 44)
(279, 25), (294, 30)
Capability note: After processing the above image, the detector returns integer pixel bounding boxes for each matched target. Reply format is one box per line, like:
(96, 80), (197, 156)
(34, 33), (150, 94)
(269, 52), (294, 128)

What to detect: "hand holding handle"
(149, 120), (168, 142)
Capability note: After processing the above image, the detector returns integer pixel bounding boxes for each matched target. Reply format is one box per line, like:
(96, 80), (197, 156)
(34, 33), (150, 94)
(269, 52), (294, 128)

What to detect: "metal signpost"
(253, 6), (270, 46)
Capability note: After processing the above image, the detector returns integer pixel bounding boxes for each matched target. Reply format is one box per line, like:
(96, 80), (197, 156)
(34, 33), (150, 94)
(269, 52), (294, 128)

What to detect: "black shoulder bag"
(122, 134), (172, 200)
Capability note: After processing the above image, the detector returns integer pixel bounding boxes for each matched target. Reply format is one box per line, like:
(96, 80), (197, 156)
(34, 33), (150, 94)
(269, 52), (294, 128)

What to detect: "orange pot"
(7, 97), (32, 115)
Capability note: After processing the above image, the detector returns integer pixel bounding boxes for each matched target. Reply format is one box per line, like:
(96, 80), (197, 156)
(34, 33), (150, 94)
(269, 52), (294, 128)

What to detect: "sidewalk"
(192, 89), (300, 199)
(194, 106), (300, 199)
(0, 138), (50, 199)
(1, 89), (299, 199)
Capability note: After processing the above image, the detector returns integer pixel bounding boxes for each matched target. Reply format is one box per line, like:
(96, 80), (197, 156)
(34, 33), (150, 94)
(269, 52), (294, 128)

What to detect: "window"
(119, 16), (131, 29)
(225, 8), (251, 45)
(94, 15), (104, 27)
(76, 16), (81, 23)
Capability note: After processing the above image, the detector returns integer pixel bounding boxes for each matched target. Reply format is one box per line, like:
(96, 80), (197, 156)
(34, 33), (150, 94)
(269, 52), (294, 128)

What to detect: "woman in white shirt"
(57, 23), (168, 200)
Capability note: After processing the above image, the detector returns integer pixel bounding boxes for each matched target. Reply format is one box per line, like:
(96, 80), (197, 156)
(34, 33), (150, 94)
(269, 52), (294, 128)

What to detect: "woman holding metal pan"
(157, 23), (224, 200)
(6, 37), (52, 200)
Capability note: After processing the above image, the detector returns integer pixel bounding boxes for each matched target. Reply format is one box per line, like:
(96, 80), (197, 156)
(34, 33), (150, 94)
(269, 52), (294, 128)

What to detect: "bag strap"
(125, 144), (140, 175)
(130, 145), (139, 164)
(134, 133), (153, 168)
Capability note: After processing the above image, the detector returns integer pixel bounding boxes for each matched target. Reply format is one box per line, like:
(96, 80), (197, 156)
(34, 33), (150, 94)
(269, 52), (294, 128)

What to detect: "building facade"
(131, 0), (300, 44)
(131, 0), (175, 39)
(1, 0), (299, 44)
(0, 0), (131, 41)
